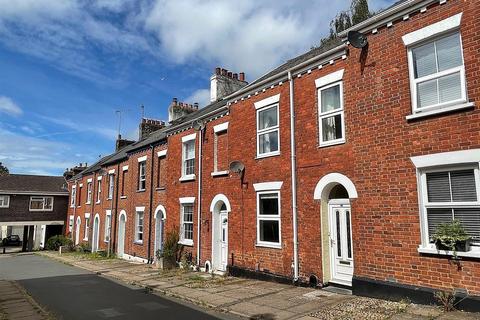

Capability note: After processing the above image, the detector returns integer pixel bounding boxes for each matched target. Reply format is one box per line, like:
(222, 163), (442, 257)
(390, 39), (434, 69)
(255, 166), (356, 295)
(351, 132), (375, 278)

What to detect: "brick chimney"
(210, 67), (248, 102)
(168, 98), (198, 123)
(139, 118), (166, 140)
(63, 163), (88, 180)
(115, 134), (135, 151)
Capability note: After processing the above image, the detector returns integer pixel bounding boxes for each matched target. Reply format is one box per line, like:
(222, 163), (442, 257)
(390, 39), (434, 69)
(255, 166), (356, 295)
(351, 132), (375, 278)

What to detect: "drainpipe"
(109, 163), (120, 257)
(288, 71), (299, 282)
(147, 145), (155, 262)
(196, 129), (203, 267)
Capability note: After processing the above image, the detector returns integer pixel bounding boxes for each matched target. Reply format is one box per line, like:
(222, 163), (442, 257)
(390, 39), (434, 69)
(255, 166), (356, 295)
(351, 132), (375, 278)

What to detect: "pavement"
(0, 253), (236, 320)
(32, 251), (480, 320)
(0, 280), (50, 320)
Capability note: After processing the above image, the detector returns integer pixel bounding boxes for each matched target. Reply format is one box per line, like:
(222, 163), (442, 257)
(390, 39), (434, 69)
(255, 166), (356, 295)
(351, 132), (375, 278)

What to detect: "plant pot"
(435, 240), (470, 252)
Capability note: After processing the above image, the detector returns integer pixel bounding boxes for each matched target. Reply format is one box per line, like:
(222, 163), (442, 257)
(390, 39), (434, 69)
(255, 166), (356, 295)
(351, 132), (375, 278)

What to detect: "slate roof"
(0, 174), (68, 194)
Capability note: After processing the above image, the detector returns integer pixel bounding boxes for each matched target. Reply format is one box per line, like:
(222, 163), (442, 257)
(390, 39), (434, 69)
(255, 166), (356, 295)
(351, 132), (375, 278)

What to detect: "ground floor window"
(135, 210), (144, 244)
(180, 203), (194, 245)
(84, 217), (90, 240)
(257, 191), (281, 247)
(104, 212), (111, 242)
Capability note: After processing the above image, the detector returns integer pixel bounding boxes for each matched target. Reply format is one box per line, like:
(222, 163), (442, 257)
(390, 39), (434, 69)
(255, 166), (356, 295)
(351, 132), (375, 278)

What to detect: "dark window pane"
(321, 114), (342, 142)
(259, 194), (279, 215)
(336, 210), (341, 257)
(426, 172), (451, 202)
(427, 208), (453, 240)
(454, 208), (480, 240)
(346, 210), (352, 259)
(321, 85), (341, 113)
(451, 170), (477, 202)
(259, 220), (279, 243)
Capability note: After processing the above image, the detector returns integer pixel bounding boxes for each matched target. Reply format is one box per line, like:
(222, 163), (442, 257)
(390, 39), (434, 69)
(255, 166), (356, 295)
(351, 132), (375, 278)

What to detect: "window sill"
(107, 198), (112, 201)
(319, 139), (346, 148)
(255, 242), (282, 249)
(178, 239), (193, 247)
(85, 202), (91, 205)
(418, 246), (480, 259)
(406, 102), (475, 121)
(83, 238), (88, 241)
(211, 171), (229, 177)
(96, 201), (101, 204)
(179, 175), (195, 182)
(137, 189), (146, 193)
(120, 196), (127, 199)
(256, 152), (280, 160)
(134, 241), (143, 245)
(156, 187), (166, 191)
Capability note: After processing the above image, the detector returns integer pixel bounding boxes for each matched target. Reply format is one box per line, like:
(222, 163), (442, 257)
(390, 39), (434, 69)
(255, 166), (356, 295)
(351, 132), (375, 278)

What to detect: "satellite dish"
(229, 161), (245, 175)
(192, 119), (205, 131)
(347, 30), (368, 49)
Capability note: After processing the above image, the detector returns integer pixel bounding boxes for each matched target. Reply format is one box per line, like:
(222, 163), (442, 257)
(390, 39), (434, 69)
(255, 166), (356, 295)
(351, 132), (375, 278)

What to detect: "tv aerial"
(347, 30), (368, 49)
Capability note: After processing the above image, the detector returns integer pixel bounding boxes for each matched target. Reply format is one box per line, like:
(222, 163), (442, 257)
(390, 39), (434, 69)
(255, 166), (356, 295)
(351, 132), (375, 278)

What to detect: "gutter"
(338, 0), (436, 37)
(288, 71), (299, 282)
(147, 145), (155, 262)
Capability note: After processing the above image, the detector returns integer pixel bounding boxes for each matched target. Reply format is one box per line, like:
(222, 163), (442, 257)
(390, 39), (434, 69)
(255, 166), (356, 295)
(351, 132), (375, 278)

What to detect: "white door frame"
(117, 211), (126, 257)
(92, 214), (100, 252)
(154, 205), (166, 260)
(328, 199), (353, 286)
(75, 217), (81, 245)
(210, 195), (231, 273)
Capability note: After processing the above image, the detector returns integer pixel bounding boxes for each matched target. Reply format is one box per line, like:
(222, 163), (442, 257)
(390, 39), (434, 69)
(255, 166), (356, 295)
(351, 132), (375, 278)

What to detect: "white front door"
(75, 217), (81, 245)
(155, 218), (164, 258)
(219, 211), (228, 271)
(117, 216), (125, 257)
(329, 201), (354, 286)
(92, 216), (100, 252)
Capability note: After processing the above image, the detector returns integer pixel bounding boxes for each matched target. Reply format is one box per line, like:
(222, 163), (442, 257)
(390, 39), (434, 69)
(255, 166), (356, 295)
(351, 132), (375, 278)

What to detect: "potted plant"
(160, 229), (180, 270)
(432, 220), (471, 257)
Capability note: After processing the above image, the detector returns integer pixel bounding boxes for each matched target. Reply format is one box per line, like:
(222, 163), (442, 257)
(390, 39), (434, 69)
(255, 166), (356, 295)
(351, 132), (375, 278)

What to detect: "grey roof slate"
(0, 174), (68, 194)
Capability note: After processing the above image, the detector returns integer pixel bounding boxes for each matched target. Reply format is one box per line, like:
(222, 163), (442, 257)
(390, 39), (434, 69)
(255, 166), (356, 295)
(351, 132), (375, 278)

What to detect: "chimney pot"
(221, 68), (227, 76)
(239, 72), (245, 81)
(194, 102), (199, 109)
(215, 67), (221, 75)
(227, 71), (233, 78)
(233, 73), (238, 80)
(173, 97), (178, 105)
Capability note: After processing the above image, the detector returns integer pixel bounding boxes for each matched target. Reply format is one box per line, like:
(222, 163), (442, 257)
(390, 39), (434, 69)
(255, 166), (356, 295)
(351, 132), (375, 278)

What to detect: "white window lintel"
(122, 165), (129, 171)
(157, 149), (167, 157)
(87, 178), (92, 183)
(137, 155), (147, 162)
(213, 122), (229, 133)
(97, 176), (102, 180)
(315, 69), (344, 88)
(410, 149), (480, 169)
(254, 94), (280, 110)
(179, 197), (195, 204)
(135, 206), (145, 212)
(85, 213), (91, 218)
(108, 169), (115, 174)
(402, 13), (462, 46)
(253, 181), (284, 192)
(182, 133), (197, 142)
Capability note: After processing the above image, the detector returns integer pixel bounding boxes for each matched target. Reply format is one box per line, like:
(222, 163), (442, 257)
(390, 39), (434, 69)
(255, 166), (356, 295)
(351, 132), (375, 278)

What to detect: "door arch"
(75, 216), (81, 245)
(154, 205), (166, 260)
(117, 210), (127, 258)
(210, 195), (231, 272)
(314, 173), (357, 287)
(92, 214), (100, 252)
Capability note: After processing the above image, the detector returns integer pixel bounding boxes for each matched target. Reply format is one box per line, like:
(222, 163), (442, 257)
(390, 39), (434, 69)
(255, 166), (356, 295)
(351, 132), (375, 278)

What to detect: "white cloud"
(0, 96), (23, 116)
(185, 89), (210, 108)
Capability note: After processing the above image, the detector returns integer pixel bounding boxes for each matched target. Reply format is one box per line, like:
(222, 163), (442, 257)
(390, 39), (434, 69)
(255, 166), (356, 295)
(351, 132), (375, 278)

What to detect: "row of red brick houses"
(66, 0), (480, 309)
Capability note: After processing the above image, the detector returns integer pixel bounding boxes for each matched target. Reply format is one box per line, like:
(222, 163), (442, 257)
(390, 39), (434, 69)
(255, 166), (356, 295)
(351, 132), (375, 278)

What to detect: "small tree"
(0, 163), (9, 176)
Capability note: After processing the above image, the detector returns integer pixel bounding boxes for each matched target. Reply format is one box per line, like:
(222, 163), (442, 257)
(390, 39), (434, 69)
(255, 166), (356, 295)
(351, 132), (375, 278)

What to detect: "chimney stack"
(168, 98), (198, 123)
(210, 67), (248, 102)
(115, 134), (135, 151)
(139, 118), (166, 140)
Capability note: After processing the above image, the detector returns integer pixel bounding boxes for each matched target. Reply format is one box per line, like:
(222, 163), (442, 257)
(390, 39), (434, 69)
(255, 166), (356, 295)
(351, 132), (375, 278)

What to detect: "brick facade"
(66, 0), (480, 304)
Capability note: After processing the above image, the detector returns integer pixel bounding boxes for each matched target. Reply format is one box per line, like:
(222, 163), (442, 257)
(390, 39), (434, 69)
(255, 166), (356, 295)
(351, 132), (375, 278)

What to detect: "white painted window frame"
(68, 215), (74, 233)
(138, 160), (147, 191)
(407, 32), (467, 114)
(256, 103), (280, 158)
(86, 182), (92, 204)
(107, 174), (115, 199)
(84, 216), (90, 240)
(0, 195), (10, 208)
(135, 208), (144, 244)
(318, 81), (346, 147)
(256, 190), (282, 249)
(213, 122), (229, 175)
(181, 138), (196, 181)
(179, 197), (195, 246)
(70, 186), (76, 208)
(29, 196), (54, 212)
(96, 179), (102, 204)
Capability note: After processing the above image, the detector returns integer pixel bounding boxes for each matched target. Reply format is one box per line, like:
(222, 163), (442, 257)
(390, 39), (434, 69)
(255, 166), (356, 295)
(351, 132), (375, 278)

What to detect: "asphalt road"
(0, 254), (230, 320)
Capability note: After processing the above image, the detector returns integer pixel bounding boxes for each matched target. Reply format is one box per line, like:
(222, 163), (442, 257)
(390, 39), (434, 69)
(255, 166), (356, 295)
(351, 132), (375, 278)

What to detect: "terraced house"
(66, 0), (480, 310)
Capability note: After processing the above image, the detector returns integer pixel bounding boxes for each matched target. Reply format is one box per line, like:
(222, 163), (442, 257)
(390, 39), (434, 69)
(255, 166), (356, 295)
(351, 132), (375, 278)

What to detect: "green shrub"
(161, 228), (180, 260)
(45, 235), (73, 251)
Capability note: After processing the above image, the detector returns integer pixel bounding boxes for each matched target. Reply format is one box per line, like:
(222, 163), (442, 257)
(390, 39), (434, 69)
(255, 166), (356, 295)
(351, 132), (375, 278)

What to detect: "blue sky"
(0, 0), (394, 176)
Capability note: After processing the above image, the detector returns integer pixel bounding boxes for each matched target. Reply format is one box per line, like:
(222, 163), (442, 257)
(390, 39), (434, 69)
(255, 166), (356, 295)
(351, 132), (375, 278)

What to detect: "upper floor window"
(121, 166), (128, 197)
(409, 32), (466, 112)
(86, 182), (92, 204)
(181, 134), (196, 180)
(96, 179), (102, 203)
(70, 186), (76, 207)
(0, 195), (10, 208)
(77, 185), (82, 206)
(108, 174), (115, 199)
(213, 122), (229, 175)
(318, 82), (345, 146)
(257, 104), (279, 157)
(157, 150), (167, 188)
(138, 160), (147, 191)
(29, 196), (54, 211)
